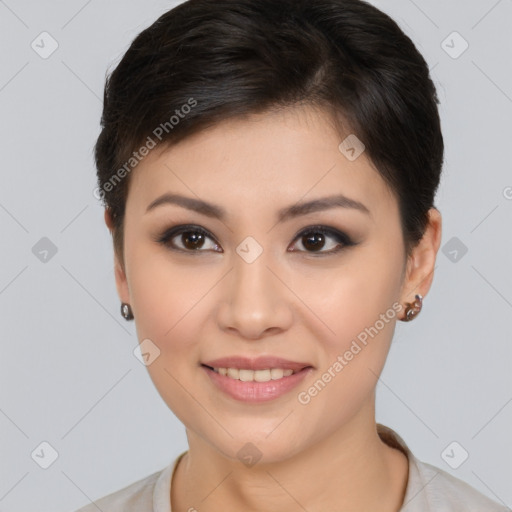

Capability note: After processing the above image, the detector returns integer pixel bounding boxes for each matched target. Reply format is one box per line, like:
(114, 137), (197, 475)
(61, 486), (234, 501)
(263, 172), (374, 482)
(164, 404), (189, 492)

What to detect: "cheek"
(306, 246), (403, 342)
(125, 242), (210, 401)
(127, 239), (211, 341)
(292, 263), (402, 432)
(302, 241), (404, 391)
(126, 248), (212, 425)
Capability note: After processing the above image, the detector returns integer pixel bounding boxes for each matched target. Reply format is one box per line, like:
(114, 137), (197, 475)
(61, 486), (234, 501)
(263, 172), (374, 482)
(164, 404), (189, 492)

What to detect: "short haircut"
(95, 0), (444, 264)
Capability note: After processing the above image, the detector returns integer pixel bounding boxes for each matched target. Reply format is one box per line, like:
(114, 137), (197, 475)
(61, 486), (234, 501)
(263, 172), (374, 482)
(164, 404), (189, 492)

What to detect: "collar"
(154, 423), (426, 512)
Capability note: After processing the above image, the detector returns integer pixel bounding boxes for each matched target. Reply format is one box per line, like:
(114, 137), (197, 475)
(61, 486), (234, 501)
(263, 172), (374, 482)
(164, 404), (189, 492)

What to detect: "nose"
(216, 250), (294, 340)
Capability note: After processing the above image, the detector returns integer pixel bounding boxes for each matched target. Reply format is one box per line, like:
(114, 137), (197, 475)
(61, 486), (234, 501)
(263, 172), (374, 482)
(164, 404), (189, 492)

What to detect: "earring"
(402, 294), (423, 322)
(121, 302), (134, 320)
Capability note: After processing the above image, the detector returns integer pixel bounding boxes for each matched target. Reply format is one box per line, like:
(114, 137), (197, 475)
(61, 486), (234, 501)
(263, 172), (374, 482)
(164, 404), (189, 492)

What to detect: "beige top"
(73, 424), (509, 511)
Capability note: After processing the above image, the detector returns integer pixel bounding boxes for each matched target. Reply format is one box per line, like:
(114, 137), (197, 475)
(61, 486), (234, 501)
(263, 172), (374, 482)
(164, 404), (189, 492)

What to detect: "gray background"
(0, 1), (511, 511)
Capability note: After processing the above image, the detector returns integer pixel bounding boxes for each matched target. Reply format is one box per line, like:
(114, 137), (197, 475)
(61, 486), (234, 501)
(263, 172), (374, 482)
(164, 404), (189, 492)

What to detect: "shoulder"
(404, 457), (510, 512)
(71, 464), (170, 512)
(376, 424), (509, 512)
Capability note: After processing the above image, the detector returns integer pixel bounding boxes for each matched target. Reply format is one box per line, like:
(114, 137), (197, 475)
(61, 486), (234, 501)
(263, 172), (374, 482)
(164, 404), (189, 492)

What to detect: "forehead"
(127, 105), (397, 220)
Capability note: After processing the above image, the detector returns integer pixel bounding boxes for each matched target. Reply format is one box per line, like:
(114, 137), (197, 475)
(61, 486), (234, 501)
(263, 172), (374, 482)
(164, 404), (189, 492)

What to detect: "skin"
(104, 104), (442, 512)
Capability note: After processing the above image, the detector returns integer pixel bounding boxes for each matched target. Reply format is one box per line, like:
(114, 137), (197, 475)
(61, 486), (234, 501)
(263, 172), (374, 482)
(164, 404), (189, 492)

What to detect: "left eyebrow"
(145, 192), (371, 222)
(276, 194), (371, 222)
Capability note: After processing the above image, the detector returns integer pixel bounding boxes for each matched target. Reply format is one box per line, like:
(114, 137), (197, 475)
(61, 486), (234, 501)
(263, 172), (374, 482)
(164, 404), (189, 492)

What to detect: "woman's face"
(112, 105), (432, 463)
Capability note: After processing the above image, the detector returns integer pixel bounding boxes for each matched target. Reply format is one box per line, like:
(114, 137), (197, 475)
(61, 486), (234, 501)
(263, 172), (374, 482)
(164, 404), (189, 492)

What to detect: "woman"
(76, 0), (509, 510)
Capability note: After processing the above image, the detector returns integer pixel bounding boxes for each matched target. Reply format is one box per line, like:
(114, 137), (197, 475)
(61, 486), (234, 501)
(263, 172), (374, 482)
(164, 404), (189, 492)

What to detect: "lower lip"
(202, 365), (313, 403)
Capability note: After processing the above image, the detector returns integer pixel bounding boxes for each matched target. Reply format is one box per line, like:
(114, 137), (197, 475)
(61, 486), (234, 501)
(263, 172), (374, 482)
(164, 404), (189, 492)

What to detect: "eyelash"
(155, 224), (357, 256)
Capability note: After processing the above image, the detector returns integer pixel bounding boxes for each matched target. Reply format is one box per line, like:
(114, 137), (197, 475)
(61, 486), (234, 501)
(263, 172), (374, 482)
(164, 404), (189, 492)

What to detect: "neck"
(171, 399), (409, 512)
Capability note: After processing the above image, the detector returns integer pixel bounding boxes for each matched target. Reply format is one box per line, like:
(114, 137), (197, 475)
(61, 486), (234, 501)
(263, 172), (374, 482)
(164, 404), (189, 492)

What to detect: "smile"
(201, 364), (313, 402)
(209, 367), (297, 382)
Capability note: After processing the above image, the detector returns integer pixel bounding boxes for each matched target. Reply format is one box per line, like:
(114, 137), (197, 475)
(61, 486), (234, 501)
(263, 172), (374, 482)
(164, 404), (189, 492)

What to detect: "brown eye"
(301, 232), (327, 252)
(157, 225), (221, 253)
(181, 231), (206, 250)
(289, 226), (355, 255)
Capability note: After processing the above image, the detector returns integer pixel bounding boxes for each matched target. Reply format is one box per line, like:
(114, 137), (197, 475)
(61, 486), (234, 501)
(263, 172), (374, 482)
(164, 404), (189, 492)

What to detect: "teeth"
(227, 367), (239, 379)
(212, 367), (296, 382)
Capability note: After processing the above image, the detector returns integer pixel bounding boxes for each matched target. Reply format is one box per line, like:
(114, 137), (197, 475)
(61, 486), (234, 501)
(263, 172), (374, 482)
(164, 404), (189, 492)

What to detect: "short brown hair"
(94, 0), (444, 264)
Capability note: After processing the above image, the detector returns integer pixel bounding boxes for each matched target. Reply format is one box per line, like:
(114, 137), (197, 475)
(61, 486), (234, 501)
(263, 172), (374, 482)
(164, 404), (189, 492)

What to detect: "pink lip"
(202, 355), (312, 372)
(201, 357), (314, 403)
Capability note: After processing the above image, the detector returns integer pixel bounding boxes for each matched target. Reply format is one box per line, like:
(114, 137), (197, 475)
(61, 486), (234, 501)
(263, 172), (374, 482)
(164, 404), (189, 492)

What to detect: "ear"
(399, 207), (442, 320)
(104, 208), (131, 305)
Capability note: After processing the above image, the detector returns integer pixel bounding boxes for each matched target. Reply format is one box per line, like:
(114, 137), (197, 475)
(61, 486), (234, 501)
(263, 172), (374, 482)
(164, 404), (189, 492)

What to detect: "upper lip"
(202, 356), (313, 371)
